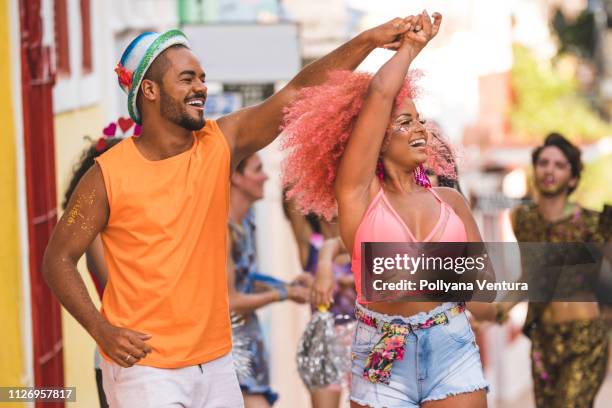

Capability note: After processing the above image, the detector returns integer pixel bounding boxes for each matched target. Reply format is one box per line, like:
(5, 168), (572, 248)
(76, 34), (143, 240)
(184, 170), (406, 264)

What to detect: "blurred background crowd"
(1, 0), (611, 407)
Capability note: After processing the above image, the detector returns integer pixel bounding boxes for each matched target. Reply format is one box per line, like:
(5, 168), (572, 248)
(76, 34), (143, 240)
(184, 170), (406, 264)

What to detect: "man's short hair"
(236, 154), (255, 175)
(531, 132), (583, 194)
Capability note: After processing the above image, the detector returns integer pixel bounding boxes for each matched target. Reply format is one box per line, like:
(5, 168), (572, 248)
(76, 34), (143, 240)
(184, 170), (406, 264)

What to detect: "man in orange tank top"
(43, 22), (420, 407)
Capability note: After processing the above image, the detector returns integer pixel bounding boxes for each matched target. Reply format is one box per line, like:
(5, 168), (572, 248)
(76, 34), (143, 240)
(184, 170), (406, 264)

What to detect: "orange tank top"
(96, 120), (231, 368)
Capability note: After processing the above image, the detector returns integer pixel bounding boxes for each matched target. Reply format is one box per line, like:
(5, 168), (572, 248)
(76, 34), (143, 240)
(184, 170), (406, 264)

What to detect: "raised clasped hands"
(364, 17), (412, 51)
(398, 11), (442, 57)
(368, 11), (441, 55)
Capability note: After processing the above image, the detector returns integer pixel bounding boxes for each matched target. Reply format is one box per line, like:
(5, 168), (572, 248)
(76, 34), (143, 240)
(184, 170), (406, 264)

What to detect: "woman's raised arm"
(335, 11), (442, 242)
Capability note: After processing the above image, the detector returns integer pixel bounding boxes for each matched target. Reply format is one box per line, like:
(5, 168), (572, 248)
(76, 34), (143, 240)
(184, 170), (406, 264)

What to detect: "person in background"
(285, 196), (355, 408)
(228, 154), (311, 407)
(504, 133), (608, 407)
(283, 194), (338, 276)
(423, 123), (463, 194)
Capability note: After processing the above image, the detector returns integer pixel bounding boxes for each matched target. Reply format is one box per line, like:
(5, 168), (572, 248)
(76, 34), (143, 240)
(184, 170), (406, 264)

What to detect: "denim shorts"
(350, 302), (489, 407)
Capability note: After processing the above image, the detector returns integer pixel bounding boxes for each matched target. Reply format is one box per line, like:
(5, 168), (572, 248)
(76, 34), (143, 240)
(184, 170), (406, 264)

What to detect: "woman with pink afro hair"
(281, 76), (458, 221)
(281, 70), (421, 220)
(282, 11), (495, 408)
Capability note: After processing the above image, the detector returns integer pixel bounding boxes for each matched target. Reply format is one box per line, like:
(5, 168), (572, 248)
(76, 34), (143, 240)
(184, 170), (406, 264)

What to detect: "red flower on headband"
(114, 63), (133, 90)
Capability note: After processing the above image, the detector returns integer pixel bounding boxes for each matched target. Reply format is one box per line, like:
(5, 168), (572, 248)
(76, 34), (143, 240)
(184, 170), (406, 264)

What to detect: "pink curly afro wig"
(280, 70), (455, 220)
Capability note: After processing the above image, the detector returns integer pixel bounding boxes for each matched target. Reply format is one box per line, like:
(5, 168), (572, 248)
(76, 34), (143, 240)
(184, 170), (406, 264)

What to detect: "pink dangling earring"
(376, 157), (385, 181)
(414, 164), (431, 188)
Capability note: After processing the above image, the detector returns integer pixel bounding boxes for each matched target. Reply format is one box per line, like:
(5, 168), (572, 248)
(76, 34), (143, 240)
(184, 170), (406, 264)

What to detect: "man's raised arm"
(217, 17), (413, 168)
(43, 164), (151, 368)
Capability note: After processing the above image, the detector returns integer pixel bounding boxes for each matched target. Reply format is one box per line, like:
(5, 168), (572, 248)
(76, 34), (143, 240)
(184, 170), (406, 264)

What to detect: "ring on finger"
(125, 354), (133, 363)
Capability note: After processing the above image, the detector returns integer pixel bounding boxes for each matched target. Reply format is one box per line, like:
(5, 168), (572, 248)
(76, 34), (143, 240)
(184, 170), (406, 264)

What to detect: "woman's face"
(381, 98), (428, 169)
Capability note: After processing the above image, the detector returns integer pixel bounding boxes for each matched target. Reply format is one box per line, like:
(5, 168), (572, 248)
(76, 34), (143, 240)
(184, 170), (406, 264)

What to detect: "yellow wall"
(54, 107), (104, 408)
(0, 0), (25, 401)
(574, 153), (612, 211)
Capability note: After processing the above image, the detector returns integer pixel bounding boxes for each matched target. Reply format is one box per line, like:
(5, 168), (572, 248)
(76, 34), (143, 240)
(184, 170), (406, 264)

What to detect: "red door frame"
(19, 1), (65, 406)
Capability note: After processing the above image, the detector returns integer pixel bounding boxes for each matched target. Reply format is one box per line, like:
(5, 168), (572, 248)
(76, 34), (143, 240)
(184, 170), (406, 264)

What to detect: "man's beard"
(159, 88), (205, 131)
(536, 179), (570, 197)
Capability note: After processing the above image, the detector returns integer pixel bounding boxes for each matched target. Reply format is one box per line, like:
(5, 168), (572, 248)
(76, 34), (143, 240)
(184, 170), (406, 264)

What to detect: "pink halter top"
(351, 187), (467, 302)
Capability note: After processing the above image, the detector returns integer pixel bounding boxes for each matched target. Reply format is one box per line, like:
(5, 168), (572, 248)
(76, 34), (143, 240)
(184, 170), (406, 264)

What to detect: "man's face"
(534, 146), (576, 197)
(158, 47), (207, 131)
(233, 155), (269, 203)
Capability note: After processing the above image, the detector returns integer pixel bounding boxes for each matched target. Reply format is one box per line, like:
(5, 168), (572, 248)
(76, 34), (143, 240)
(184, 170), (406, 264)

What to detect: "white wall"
(52, 0), (101, 113)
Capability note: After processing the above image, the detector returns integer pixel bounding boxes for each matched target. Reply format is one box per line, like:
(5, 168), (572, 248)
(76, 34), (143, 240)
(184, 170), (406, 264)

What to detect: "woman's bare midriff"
(541, 301), (600, 324)
(363, 301), (443, 317)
